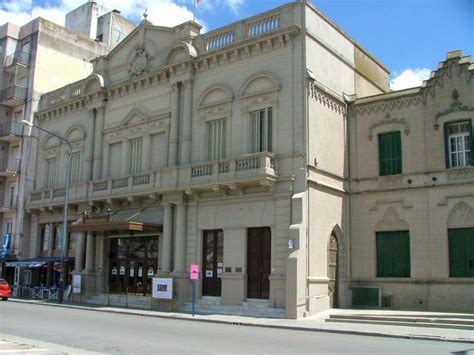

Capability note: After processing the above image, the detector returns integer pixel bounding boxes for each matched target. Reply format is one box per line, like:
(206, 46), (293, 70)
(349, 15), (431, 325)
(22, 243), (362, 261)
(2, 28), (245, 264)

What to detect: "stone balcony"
(28, 152), (277, 208)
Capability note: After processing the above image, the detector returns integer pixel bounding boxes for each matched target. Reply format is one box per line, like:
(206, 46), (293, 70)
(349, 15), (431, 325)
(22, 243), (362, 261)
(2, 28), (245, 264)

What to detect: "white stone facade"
(25, 2), (473, 318)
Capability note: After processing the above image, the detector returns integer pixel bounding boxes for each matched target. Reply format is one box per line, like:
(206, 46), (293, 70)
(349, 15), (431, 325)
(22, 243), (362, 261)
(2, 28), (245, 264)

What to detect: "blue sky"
(1, 0), (473, 89)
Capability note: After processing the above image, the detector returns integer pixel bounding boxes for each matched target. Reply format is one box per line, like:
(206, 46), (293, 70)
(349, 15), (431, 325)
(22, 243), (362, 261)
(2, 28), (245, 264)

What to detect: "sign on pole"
(190, 264), (199, 281)
(152, 278), (173, 299)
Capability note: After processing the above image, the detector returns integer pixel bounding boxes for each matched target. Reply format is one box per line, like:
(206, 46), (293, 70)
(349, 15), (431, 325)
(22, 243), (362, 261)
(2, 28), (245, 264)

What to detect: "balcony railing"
(4, 51), (31, 68)
(1, 194), (18, 209)
(0, 121), (23, 139)
(28, 152), (277, 206)
(0, 159), (20, 174)
(196, 5), (292, 53)
(0, 85), (27, 106)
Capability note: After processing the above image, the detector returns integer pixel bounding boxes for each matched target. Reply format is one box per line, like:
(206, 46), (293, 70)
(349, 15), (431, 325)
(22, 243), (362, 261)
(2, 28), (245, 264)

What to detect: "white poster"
(152, 278), (173, 299)
(120, 266), (125, 275)
(72, 274), (81, 294)
(130, 266), (135, 277)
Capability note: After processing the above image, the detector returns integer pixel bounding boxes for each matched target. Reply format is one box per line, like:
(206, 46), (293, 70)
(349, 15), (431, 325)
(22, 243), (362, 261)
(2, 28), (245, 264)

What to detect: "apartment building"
(26, 1), (391, 318)
(0, 14), (108, 279)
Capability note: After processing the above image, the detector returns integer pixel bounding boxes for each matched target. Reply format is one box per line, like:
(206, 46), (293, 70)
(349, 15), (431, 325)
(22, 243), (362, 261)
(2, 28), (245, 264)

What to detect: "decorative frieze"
(309, 83), (345, 115)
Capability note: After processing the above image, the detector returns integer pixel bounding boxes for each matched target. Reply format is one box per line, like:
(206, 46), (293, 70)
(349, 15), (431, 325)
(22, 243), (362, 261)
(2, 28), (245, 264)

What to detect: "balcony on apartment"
(0, 159), (20, 176)
(4, 51), (31, 71)
(0, 121), (23, 142)
(0, 85), (27, 107)
(28, 152), (277, 208)
(0, 194), (18, 211)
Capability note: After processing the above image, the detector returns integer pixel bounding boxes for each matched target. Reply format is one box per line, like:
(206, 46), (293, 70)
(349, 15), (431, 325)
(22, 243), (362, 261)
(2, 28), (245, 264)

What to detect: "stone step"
(179, 302), (286, 318)
(326, 318), (474, 331)
(329, 314), (474, 326)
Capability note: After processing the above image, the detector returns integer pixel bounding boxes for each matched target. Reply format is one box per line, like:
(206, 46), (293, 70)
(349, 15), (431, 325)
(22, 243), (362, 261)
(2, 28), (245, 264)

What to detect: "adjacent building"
(22, 1), (473, 318)
(348, 50), (474, 311)
(0, 11), (109, 280)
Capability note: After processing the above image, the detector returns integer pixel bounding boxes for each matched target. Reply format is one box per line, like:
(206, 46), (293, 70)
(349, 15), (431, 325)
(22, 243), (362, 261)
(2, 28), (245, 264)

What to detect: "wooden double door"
(247, 227), (271, 299)
(202, 230), (224, 296)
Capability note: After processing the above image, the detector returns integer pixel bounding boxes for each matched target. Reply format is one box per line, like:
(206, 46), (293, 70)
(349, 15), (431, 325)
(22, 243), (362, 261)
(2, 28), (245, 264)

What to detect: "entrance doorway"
(328, 233), (339, 308)
(108, 236), (158, 295)
(247, 227), (271, 299)
(202, 230), (223, 296)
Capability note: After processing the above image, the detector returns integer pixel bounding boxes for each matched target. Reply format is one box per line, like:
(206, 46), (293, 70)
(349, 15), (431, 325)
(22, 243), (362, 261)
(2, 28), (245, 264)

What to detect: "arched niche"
(374, 207), (410, 231)
(447, 201), (474, 228)
(197, 85), (234, 109)
(65, 125), (86, 143)
(239, 72), (280, 98)
(166, 41), (197, 66)
(83, 74), (104, 95)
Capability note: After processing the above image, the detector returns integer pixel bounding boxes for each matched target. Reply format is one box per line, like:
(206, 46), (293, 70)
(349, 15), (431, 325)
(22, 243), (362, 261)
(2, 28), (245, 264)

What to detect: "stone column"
(83, 109), (95, 181)
(181, 80), (193, 165)
(47, 223), (54, 257)
(173, 202), (186, 273)
(84, 232), (95, 273)
(161, 204), (173, 273)
(102, 142), (110, 177)
(93, 107), (105, 180)
(168, 83), (179, 167)
(74, 232), (86, 273)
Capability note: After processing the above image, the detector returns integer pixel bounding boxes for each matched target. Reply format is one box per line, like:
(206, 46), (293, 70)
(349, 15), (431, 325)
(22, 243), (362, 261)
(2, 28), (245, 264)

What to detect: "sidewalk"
(8, 298), (474, 344)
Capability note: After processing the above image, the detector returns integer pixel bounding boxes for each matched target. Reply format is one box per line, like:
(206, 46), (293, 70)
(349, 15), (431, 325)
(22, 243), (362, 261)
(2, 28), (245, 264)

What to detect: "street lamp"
(22, 119), (72, 304)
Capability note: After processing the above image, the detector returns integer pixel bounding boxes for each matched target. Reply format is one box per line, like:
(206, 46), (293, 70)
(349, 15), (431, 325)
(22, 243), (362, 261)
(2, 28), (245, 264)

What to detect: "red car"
(0, 278), (12, 300)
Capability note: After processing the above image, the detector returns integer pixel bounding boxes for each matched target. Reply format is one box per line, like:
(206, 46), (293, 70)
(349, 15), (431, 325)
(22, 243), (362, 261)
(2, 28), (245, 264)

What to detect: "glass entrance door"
(108, 236), (158, 295)
(202, 230), (223, 297)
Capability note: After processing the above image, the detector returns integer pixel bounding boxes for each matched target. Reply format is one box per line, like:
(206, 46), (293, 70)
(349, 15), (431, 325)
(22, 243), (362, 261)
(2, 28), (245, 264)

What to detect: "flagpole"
(193, 0), (196, 22)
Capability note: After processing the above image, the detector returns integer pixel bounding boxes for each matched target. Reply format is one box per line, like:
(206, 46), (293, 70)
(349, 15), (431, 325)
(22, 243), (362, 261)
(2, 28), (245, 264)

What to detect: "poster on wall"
(152, 278), (173, 299)
(72, 274), (81, 294)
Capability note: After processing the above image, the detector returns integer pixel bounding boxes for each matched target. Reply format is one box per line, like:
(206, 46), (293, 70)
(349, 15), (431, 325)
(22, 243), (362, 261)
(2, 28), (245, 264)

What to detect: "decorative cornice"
(368, 112), (409, 140)
(309, 82), (346, 115)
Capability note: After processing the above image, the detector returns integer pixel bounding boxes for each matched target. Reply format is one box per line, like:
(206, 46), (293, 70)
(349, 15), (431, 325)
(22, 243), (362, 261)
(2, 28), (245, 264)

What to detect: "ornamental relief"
(199, 103), (231, 123)
(368, 112), (409, 140)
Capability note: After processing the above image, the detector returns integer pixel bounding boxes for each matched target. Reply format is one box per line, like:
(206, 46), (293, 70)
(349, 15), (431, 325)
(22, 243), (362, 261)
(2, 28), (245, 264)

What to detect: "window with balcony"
(378, 131), (402, 176)
(250, 107), (272, 153)
(207, 119), (226, 161)
(376, 230), (411, 277)
(129, 137), (142, 174)
(445, 120), (472, 168)
(69, 151), (81, 184)
(45, 157), (58, 188)
(41, 224), (50, 251)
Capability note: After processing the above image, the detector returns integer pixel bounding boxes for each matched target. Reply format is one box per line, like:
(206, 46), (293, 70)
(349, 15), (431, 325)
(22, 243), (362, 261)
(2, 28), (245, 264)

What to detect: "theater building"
(24, 1), (473, 318)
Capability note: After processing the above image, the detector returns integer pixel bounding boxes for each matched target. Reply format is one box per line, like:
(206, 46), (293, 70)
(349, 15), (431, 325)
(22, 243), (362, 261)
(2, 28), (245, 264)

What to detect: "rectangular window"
(129, 137), (142, 174)
(207, 119), (226, 160)
(46, 157), (58, 188)
(449, 228), (474, 277)
(378, 131), (402, 176)
(445, 121), (472, 168)
(53, 223), (63, 251)
(69, 151), (81, 184)
(250, 107), (273, 153)
(376, 230), (410, 277)
(41, 224), (50, 251)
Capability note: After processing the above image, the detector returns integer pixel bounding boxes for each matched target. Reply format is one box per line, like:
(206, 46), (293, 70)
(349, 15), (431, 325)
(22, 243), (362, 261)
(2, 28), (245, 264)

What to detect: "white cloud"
(0, 0), (224, 30)
(390, 68), (431, 91)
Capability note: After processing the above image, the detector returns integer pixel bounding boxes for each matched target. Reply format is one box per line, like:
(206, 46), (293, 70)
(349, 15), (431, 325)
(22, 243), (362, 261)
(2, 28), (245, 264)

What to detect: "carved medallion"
(128, 45), (150, 77)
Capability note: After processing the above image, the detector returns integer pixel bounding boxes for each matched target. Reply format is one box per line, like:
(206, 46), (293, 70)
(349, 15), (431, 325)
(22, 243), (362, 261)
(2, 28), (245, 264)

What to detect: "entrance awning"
(68, 221), (163, 233)
(5, 256), (74, 268)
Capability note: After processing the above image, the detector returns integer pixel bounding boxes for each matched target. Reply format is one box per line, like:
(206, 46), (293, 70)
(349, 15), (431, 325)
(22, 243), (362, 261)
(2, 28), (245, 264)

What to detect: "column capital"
(183, 79), (194, 89)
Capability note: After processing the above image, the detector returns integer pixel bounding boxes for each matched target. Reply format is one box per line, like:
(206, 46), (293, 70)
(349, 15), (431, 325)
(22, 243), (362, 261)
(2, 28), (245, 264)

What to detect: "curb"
(8, 299), (474, 344)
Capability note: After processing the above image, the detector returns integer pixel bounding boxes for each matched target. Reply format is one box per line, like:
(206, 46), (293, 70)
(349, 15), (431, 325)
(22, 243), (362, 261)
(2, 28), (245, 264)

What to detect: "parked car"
(0, 278), (12, 300)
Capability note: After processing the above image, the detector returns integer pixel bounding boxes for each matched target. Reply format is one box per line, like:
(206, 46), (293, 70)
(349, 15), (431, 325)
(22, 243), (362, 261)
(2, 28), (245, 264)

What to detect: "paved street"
(1, 302), (473, 354)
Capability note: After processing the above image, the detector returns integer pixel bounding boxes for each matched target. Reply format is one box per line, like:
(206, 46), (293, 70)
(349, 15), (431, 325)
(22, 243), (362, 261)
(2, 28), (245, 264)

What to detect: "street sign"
(190, 264), (199, 280)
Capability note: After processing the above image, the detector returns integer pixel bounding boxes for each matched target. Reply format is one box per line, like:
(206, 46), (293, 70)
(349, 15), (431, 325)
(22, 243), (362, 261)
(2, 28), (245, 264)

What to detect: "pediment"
(119, 106), (151, 128)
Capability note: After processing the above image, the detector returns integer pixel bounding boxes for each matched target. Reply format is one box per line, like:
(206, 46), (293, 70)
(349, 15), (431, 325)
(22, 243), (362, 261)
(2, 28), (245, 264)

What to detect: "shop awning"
(5, 256), (74, 268)
(68, 221), (163, 233)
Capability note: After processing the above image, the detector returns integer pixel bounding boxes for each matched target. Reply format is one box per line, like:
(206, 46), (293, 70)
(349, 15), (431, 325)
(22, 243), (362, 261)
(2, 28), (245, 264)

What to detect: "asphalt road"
(0, 302), (473, 354)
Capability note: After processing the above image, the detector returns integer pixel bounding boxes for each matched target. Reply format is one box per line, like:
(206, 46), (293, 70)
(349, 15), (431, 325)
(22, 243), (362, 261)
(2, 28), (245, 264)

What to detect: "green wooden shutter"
(376, 231), (410, 277)
(379, 132), (402, 176)
(444, 121), (450, 168)
(449, 228), (474, 277)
